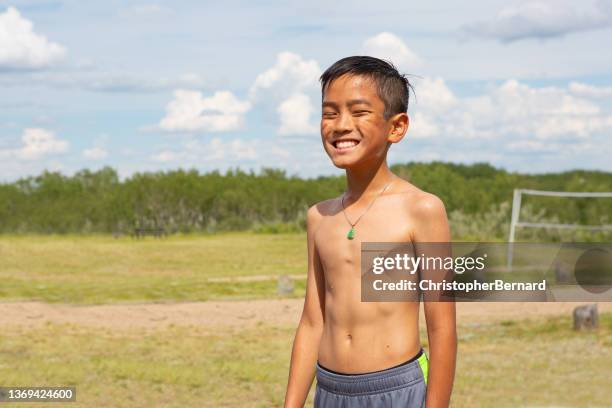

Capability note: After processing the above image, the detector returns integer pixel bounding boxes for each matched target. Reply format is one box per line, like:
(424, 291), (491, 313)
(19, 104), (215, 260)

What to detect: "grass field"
(1, 233), (611, 407)
(0, 233), (307, 303)
(1, 314), (611, 407)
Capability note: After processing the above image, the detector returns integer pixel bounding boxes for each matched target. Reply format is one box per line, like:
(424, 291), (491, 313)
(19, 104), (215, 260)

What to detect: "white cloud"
(505, 140), (560, 153)
(361, 32), (424, 70)
(410, 112), (439, 139)
(249, 51), (321, 101)
(229, 139), (258, 159)
(151, 137), (258, 163)
(159, 89), (251, 132)
(569, 82), (612, 98)
(249, 51), (322, 137)
(82, 147), (108, 160)
(0, 128), (69, 160)
(396, 76), (612, 172)
(534, 115), (612, 139)
(413, 77), (456, 113)
(462, 1), (612, 42)
(277, 93), (318, 136)
(151, 150), (178, 162)
(409, 78), (612, 143)
(0, 7), (67, 69)
(490, 79), (600, 117)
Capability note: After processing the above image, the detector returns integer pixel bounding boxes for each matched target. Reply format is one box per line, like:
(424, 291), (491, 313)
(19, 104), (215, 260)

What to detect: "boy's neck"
(344, 159), (395, 200)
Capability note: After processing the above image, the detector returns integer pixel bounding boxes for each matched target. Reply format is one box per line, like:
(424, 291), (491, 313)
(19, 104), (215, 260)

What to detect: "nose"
(334, 111), (354, 134)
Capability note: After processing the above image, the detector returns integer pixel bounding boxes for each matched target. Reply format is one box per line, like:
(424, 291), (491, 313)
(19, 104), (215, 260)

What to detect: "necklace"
(341, 181), (393, 240)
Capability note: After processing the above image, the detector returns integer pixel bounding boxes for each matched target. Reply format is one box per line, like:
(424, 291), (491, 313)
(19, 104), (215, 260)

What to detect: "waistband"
(315, 350), (427, 396)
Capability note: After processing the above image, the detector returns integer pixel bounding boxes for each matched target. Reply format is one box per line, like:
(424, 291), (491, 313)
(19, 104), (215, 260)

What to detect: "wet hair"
(319, 56), (414, 120)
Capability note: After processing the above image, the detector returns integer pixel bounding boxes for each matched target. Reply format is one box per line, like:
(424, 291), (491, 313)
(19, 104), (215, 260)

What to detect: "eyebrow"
(322, 99), (373, 108)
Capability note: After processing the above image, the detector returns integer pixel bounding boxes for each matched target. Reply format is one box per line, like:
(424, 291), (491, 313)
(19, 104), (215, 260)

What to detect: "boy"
(283, 56), (457, 408)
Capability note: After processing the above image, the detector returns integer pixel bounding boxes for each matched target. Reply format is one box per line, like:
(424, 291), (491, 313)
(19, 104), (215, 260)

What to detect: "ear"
(387, 113), (409, 144)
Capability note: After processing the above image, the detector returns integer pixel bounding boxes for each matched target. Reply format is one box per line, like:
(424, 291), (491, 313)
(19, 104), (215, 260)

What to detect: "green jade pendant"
(341, 181), (392, 241)
(347, 227), (355, 240)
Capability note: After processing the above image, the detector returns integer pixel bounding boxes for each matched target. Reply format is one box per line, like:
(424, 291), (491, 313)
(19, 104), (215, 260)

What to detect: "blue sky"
(1, 0), (612, 181)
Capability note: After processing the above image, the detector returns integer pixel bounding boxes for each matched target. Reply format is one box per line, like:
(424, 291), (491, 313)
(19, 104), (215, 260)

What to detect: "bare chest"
(314, 199), (414, 281)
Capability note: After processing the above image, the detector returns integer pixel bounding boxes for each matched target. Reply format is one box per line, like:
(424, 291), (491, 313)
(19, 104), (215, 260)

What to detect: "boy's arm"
(283, 205), (326, 408)
(413, 194), (457, 408)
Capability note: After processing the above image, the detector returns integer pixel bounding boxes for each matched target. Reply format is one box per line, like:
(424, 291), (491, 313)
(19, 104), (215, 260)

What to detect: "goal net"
(507, 189), (612, 268)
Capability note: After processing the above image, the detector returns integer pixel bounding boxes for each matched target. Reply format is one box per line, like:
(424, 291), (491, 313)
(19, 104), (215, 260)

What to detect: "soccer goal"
(507, 189), (612, 268)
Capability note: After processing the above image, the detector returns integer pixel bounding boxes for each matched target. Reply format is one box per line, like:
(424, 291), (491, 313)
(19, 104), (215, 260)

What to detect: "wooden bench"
(131, 228), (166, 239)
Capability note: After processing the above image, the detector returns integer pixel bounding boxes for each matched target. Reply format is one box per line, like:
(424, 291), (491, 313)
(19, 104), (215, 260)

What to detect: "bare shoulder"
(306, 198), (338, 228)
(410, 190), (447, 220)
(391, 178), (446, 216)
(391, 177), (450, 241)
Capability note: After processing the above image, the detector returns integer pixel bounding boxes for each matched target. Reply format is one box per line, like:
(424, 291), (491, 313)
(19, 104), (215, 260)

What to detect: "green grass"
(1, 233), (611, 406)
(0, 233), (592, 303)
(0, 323), (298, 408)
(453, 313), (612, 407)
(0, 233), (307, 303)
(1, 314), (611, 407)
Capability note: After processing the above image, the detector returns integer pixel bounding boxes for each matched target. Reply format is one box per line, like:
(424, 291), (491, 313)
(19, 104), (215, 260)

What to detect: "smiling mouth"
(333, 139), (360, 152)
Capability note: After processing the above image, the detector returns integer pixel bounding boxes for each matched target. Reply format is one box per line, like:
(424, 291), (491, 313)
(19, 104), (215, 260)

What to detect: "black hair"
(319, 56), (414, 120)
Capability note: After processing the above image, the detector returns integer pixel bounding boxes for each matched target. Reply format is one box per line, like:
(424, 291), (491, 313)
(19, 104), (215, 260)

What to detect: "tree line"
(0, 162), (610, 240)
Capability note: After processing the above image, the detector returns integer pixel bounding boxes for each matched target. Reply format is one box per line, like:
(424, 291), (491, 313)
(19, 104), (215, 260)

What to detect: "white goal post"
(507, 189), (612, 268)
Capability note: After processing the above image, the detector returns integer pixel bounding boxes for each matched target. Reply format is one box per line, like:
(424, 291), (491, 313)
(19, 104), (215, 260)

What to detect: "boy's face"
(320, 74), (407, 170)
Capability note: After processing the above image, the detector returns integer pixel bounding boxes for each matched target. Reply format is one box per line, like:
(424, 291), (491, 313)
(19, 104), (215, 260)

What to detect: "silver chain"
(340, 181), (393, 228)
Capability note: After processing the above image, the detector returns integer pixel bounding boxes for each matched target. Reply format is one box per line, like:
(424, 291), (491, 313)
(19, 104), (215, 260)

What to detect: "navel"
(346, 333), (352, 340)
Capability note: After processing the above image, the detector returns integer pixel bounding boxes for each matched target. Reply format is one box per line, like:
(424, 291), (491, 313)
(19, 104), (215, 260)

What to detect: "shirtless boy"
(283, 56), (457, 408)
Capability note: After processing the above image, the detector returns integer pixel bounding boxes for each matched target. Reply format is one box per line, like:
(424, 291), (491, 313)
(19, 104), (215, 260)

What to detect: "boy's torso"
(314, 180), (425, 374)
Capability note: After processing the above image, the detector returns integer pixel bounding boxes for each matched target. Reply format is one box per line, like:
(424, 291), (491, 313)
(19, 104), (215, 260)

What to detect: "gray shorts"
(314, 351), (428, 408)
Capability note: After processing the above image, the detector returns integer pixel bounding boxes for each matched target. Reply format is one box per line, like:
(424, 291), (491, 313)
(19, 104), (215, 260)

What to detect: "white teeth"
(336, 140), (358, 149)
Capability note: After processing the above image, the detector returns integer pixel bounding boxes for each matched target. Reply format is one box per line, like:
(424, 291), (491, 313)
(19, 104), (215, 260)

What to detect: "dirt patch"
(0, 299), (302, 330)
(1, 300), (610, 331)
